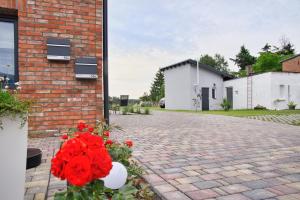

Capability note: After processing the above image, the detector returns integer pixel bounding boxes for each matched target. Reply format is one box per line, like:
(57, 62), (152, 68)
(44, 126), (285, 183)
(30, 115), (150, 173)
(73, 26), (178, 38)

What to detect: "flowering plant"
(0, 81), (30, 129)
(52, 120), (154, 200)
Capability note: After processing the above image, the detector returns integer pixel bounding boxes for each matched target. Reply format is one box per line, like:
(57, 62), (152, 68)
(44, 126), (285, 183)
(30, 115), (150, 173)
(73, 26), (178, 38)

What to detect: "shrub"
(136, 107), (141, 114)
(288, 101), (297, 110)
(140, 101), (152, 107)
(129, 106), (134, 113)
(0, 85), (31, 128)
(220, 98), (231, 111)
(254, 104), (267, 110)
(144, 108), (150, 115)
(122, 107), (128, 115)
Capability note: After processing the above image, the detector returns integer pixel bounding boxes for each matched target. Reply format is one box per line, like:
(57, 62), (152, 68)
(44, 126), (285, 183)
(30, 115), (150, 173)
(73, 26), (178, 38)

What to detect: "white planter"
(0, 117), (28, 200)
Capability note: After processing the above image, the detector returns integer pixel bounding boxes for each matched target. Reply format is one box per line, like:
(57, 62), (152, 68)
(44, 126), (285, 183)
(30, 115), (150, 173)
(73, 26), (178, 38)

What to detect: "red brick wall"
(0, 0), (26, 10)
(282, 55), (300, 73)
(1, 0), (104, 134)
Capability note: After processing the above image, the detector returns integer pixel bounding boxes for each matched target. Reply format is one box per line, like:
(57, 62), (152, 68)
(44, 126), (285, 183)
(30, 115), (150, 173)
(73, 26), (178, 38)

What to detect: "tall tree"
(139, 92), (151, 102)
(253, 52), (282, 73)
(272, 36), (295, 55)
(149, 70), (165, 102)
(199, 54), (229, 72)
(214, 54), (229, 71)
(230, 45), (256, 70)
(199, 54), (217, 67)
(262, 43), (271, 52)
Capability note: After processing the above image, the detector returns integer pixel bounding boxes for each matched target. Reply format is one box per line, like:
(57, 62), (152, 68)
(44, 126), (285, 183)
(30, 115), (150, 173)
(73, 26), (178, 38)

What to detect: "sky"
(108, 0), (300, 99)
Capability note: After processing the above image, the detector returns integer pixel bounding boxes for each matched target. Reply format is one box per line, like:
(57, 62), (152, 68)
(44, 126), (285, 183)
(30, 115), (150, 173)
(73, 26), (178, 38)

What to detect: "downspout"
(196, 60), (200, 85)
(103, 0), (109, 124)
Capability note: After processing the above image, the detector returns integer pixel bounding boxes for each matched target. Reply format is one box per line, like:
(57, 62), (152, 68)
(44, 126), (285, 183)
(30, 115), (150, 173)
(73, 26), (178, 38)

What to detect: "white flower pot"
(0, 117), (28, 200)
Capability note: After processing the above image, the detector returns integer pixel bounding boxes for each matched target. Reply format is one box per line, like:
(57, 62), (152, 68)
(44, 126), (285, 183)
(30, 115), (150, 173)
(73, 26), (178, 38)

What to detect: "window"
(279, 85), (285, 98)
(0, 18), (18, 88)
(212, 84), (216, 99)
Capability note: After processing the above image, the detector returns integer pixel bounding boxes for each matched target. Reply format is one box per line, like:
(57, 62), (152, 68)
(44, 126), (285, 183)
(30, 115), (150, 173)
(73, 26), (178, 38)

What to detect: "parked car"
(159, 98), (165, 108)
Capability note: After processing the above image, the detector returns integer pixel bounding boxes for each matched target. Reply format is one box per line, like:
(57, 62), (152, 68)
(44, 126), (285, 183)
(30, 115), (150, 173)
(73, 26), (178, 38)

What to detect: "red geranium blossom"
(64, 155), (92, 186)
(124, 140), (133, 148)
(61, 134), (68, 140)
(51, 125), (112, 187)
(88, 127), (94, 133)
(105, 139), (113, 146)
(77, 121), (87, 131)
(103, 130), (110, 137)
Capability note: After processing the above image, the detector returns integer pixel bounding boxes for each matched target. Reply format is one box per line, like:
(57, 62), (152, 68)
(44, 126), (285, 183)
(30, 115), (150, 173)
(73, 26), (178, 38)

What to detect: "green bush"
(129, 106), (134, 113)
(254, 104), (267, 110)
(122, 107), (129, 115)
(144, 108), (150, 115)
(136, 106), (141, 114)
(140, 102), (152, 107)
(220, 98), (231, 111)
(288, 101), (297, 110)
(0, 89), (31, 128)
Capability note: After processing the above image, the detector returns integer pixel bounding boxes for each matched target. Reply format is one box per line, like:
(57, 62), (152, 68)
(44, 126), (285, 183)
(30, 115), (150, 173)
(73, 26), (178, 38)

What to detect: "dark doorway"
(226, 87), (233, 109)
(202, 87), (209, 111)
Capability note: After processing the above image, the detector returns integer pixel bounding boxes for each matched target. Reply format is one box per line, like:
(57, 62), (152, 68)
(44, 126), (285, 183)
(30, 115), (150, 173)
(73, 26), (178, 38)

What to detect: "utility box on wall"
(47, 38), (71, 61)
(75, 57), (98, 79)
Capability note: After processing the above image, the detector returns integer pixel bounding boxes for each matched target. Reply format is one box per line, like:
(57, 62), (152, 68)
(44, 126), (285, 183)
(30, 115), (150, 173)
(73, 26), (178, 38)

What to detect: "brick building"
(0, 0), (109, 135)
(282, 54), (300, 73)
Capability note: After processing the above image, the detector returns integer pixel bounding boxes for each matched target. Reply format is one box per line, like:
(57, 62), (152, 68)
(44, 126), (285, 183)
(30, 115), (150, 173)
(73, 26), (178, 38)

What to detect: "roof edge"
(161, 59), (234, 79)
(280, 54), (300, 63)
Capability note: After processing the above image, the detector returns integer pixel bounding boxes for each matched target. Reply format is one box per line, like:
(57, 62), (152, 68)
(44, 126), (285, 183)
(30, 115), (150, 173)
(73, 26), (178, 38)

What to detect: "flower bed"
(52, 121), (154, 200)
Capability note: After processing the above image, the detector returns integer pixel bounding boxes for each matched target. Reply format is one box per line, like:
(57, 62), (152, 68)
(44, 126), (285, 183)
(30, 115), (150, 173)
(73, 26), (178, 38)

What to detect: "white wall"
(224, 72), (300, 110)
(270, 72), (300, 110)
(164, 63), (225, 110)
(164, 64), (193, 110)
(252, 73), (272, 109)
(224, 78), (248, 109)
(190, 66), (224, 110)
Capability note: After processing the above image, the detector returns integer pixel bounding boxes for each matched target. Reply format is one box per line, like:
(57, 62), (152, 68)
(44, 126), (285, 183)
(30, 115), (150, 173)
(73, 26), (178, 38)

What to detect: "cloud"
(108, 0), (300, 98)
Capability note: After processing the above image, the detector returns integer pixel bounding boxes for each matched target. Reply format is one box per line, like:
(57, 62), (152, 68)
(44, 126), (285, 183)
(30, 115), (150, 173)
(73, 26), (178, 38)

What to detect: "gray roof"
(160, 59), (234, 79)
(280, 54), (300, 63)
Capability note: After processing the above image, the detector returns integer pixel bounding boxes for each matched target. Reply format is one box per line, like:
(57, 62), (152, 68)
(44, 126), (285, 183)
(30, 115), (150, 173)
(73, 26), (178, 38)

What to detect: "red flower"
(124, 140), (133, 148)
(61, 134), (68, 140)
(105, 139), (113, 146)
(88, 127), (94, 133)
(87, 148), (112, 179)
(78, 132), (104, 149)
(51, 152), (66, 180)
(103, 130), (110, 137)
(77, 122), (87, 131)
(51, 131), (112, 187)
(64, 155), (92, 186)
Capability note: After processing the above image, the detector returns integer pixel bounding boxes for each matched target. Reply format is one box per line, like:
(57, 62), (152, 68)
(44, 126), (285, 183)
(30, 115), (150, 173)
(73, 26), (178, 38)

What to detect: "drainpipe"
(196, 60), (200, 85)
(103, 0), (109, 124)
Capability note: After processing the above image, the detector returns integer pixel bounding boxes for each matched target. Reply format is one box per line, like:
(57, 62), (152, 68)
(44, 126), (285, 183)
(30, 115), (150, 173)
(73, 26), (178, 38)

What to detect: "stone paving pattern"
(111, 111), (300, 200)
(25, 137), (66, 200)
(247, 114), (300, 126)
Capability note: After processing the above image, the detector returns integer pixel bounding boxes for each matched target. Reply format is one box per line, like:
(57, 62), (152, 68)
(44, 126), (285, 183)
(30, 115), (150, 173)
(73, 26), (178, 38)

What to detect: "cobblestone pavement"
(111, 111), (300, 200)
(25, 137), (66, 200)
(247, 114), (300, 126)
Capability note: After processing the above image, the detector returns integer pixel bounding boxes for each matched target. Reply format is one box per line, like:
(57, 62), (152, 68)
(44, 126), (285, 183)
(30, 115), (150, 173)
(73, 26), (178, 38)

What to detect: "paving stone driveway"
(111, 111), (300, 200)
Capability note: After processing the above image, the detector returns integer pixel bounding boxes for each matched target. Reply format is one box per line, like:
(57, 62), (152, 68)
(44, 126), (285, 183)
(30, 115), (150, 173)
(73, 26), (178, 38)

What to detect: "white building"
(224, 72), (300, 110)
(162, 59), (300, 111)
(161, 59), (233, 110)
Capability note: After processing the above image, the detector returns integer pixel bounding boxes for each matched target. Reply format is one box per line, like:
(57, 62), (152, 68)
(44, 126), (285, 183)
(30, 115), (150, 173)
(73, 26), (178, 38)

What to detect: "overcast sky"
(108, 0), (300, 99)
